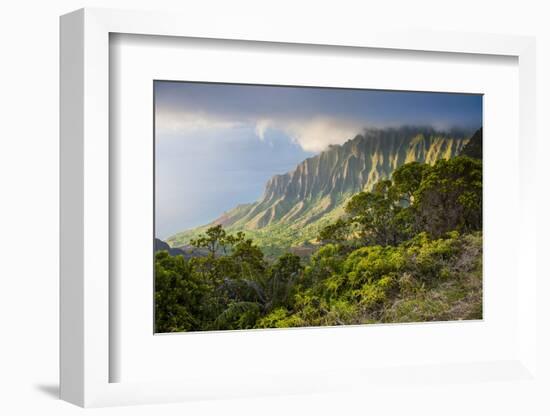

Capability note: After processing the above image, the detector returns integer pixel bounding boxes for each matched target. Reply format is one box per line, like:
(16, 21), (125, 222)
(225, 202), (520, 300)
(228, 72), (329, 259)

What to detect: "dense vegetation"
(155, 155), (482, 332)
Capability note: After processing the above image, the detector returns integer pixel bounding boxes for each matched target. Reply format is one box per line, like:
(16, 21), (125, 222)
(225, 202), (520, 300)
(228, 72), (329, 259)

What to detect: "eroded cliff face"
(214, 127), (470, 231)
(168, 127), (473, 251)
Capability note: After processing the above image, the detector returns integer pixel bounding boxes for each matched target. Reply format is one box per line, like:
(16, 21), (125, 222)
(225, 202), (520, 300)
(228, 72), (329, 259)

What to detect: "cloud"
(157, 107), (365, 153)
(156, 108), (245, 133)
(253, 116), (364, 152)
(254, 119), (271, 141)
(155, 82), (482, 151)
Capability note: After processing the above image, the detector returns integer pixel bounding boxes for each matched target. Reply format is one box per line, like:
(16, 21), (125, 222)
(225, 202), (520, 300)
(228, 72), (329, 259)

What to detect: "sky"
(155, 81), (482, 239)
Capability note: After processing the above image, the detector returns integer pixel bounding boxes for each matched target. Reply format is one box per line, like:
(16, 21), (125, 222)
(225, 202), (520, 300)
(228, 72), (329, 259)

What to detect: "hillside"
(167, 127), (473, 256)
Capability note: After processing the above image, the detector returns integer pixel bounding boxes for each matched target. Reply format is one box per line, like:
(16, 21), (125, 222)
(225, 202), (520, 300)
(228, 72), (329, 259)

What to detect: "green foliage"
(190, 224), (247, 257)
(264, 253), (303, 310)
(402, 231), (461, 282)
(343, 245), (405, 287)
(318, 218), (351, 244)
(320, 155), (482, 245)
(214, 301), (262, 330)
(344, 179), (407, 246)
(155, 155), (483, 332)
(154, 251), (211, 332)
(391, 161), (430, 202)
(415, 157), (482, 237)
(256, 307), (304, 328)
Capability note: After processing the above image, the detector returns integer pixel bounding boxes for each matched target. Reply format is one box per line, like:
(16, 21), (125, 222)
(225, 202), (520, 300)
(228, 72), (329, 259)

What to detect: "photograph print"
(154, 81), (483, 333)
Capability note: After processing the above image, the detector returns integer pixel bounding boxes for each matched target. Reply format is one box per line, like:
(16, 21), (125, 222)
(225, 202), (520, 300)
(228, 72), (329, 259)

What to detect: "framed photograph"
(153, 80), (484, 334)
(60, 8), (539, 409)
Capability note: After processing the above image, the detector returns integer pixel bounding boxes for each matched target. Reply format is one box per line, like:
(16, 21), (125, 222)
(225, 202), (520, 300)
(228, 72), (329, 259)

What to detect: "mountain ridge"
(167, 126), (475, 255)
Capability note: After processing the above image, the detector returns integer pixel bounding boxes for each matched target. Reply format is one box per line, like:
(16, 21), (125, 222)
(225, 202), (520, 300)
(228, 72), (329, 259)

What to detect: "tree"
(391, 161), (429, 205)
(339, 157), (482, 244)
(414, 156), (482, 237)
(345, 180), (406, 246)
(190, 224), (245, 257)
(264, 253), (303, 310)
(318, 218), (351, 244)
(231, 237), (267, 279)
(188, 225), (270, 328)
(154, 251), (211, 332)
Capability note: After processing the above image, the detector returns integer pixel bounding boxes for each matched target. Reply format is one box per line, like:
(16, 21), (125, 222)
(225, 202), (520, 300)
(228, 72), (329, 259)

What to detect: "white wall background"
(0, 0), (548, 415)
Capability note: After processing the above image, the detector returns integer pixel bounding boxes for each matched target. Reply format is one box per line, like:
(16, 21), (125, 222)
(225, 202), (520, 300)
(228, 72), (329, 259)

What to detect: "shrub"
(256, 307), (304, 328)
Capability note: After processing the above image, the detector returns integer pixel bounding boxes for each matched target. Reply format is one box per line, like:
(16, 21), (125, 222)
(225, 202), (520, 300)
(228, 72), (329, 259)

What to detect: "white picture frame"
(60, 7), (539, 408)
